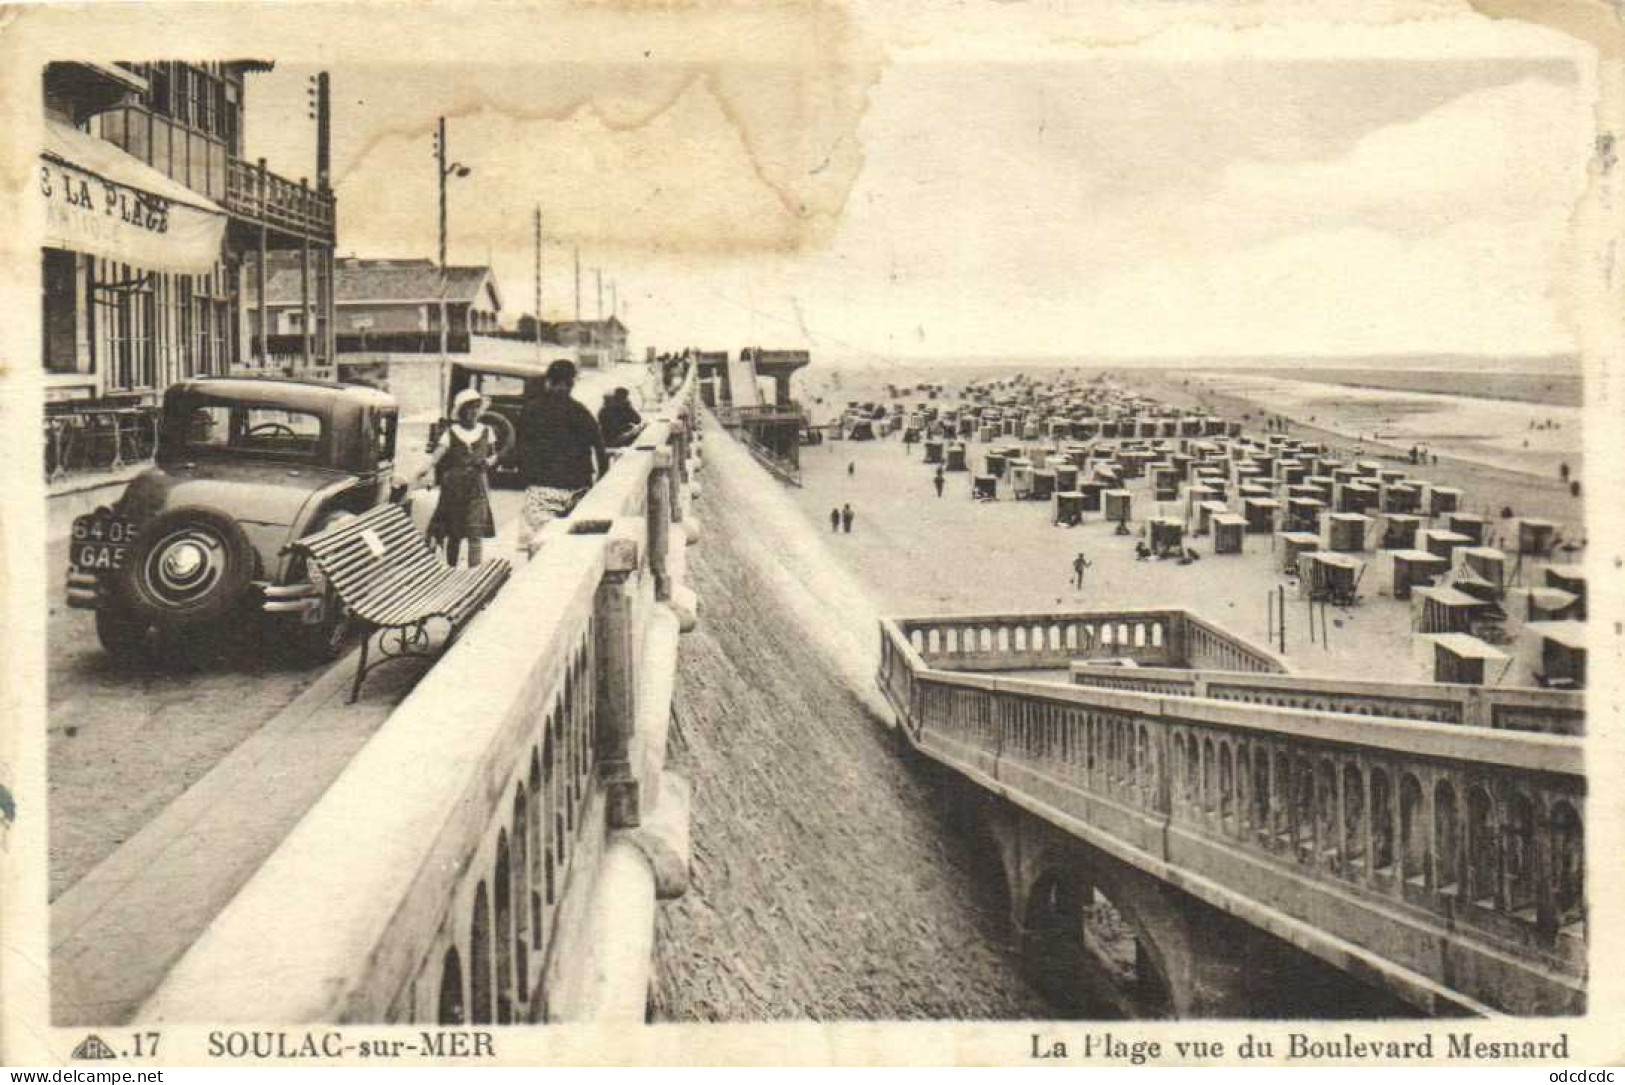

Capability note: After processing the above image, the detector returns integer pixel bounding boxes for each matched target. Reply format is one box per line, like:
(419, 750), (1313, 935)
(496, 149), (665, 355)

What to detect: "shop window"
(42, 249), (82, 374)
(192, 287), (213, 376)
(192, 69), (211, 133)
(213, 298), (230, 370)
(93, 260), (155, 391)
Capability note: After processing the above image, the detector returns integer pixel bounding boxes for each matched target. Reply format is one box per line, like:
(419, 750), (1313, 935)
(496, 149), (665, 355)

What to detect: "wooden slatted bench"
(289, 503), (512, 702)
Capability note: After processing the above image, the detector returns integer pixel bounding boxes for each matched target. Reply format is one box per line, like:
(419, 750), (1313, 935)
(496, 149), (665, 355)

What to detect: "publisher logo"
(70, 1034), (117, 1060)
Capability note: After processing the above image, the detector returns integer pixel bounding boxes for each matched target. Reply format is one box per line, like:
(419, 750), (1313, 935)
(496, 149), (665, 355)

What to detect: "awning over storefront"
(41, 119), (227, 274)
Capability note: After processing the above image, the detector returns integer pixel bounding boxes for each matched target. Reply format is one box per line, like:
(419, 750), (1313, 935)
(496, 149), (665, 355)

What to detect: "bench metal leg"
(350, 627), (373, 704)
(349, 620), (436, 703)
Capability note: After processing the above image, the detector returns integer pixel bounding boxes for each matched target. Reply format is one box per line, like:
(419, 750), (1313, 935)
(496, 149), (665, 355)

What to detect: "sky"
(245, 1), (1597, 365)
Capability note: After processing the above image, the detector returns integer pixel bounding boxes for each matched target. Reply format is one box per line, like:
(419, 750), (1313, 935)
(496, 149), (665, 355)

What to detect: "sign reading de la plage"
(40, 121), (227, 274)
(42, 160), (171, 237)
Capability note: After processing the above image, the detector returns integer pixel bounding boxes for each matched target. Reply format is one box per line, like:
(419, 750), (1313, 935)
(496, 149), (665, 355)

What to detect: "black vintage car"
(428, 358), (541, 484)
(66, 377), (400, 662)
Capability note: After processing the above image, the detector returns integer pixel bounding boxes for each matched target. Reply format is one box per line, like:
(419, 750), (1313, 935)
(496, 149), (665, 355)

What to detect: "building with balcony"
(246, 256), (502, 357)
(40, 61), (335, 415)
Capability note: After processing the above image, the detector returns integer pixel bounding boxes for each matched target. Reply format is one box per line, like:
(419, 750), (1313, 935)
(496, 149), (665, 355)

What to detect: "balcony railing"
(225, 157), (336, 244)
(254, 332), (469, 356)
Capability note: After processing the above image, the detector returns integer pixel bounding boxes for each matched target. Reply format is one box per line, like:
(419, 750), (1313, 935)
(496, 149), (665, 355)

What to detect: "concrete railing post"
(646, 453), (673, 602)
(595, 532), (643, 830)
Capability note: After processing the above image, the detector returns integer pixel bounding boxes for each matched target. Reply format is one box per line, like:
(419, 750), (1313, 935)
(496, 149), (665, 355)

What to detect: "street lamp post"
(435, 116), (471, 412)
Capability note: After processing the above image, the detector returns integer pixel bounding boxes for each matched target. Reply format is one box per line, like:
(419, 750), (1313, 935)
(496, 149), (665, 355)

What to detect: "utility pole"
(434, 118), (472, 410)
(314, 72), (331, 191)
(314, 71), (334, 370)
(596, 267), (604, 321)
(533, 206), (543, 360)
(437, 117), (448, 269)
(437, 117), (448, 409)
(573, 246), (581, 323)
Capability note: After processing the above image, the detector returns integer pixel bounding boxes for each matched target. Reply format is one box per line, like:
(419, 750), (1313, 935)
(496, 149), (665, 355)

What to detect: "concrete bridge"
(878, 609), (1585, 1018)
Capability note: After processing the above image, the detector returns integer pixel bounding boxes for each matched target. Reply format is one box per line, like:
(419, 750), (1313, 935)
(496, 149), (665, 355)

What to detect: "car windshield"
(164, 399), (326, 462)
(470, 372), (527, 398)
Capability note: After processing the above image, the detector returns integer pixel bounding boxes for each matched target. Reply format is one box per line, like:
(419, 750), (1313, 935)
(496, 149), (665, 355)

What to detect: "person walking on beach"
(1072, 551), (1091, 589)
(516, 359), (609, 558)
(411, 388), (497, 567)
(830, 507), (841, 533)
(933, 467), (945, 498)
(841, 503), (855, 533)
(848, 460), (856, 478)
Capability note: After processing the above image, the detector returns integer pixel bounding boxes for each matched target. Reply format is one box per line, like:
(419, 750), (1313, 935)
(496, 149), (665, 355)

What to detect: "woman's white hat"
(452, 388), (486, 414)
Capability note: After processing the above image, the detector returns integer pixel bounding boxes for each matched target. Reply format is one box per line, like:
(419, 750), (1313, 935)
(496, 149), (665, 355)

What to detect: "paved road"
(47, 481), (526, 901)
(44, 376), (652, 901)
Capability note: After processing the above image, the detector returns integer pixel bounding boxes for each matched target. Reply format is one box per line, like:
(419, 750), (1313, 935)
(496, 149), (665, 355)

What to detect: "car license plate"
(71, 512), (137, 571)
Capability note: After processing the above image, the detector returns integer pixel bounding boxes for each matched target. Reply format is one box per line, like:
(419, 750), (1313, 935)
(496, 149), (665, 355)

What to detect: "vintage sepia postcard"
(1, 0), (1621, 1070)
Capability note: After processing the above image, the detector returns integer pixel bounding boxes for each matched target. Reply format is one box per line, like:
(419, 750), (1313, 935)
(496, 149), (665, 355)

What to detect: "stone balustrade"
(140, 374), (700, 1025)
(1069, 664), (1585, 735)
(893, 608), (1282, 675)
(879, 616), (1585, 1015)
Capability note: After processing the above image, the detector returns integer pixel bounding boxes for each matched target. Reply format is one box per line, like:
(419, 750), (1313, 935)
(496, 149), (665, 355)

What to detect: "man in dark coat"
(597, 387), (645, 448)
(517, 359), (608, 557)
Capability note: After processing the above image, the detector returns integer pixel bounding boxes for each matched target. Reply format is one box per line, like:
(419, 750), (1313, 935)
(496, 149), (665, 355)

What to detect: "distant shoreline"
(1221, 367), (1582, 410)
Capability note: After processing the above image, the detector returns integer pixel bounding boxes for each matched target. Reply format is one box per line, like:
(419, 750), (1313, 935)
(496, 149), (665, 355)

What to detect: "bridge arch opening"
(470, 880), (493, 1025)
(1371, 768), (1394, 875)
(1201, 738), (1217, 816)
(1503, 791), (1535, 914)
(1271, 750), (1290, 847)
(528, 752), (544, 948)
(1400, 773), (1428, 888)
(495, 830), (514, 1023)
(1343, 763), (1365, 879)
(1434, 780), (1460, 897)
(1251, 746), (1270, 837)
(542, 724), (560, 906)
(512, 786), (531, 1000)
(1317, 759), (1337, 870)
(437, 946), (465, 1025)
(1023, 867), (1175, 1019)
(1550, 799), (1583, 926)
(1465, 785), (1495, 907)
(1292, 755), (1314, 857)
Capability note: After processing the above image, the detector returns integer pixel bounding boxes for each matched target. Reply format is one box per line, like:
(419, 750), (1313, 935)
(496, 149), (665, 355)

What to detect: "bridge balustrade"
(879, 618), (1585, 1015)
(894, 609), (1282, 675)
(140, 374), (698, 1025)
(1070, 665), (1585, 735)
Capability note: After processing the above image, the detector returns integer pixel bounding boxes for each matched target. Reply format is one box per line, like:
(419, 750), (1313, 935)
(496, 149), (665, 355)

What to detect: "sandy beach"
(784, 366), (1585, 686)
